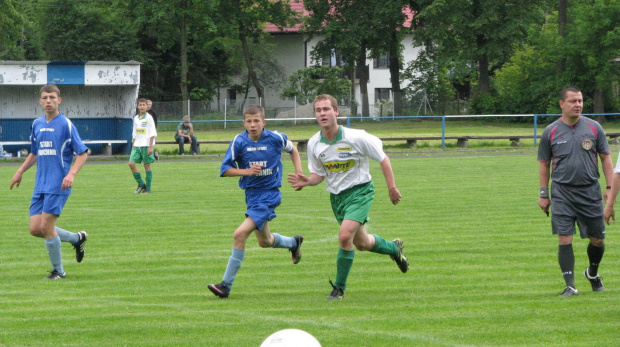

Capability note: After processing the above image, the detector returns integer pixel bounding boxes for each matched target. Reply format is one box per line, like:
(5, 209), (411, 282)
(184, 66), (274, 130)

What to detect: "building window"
(227, 89), (236, 106)
(375, 88), (391, 103)
(322, 50), (346, 67)
(373, 53), (389, 69)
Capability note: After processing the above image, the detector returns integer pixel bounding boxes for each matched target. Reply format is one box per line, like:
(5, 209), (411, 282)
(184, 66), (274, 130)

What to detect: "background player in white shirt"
(129, 98), (157, 194)
(288, 94), (409, 300)
(10, 84), (89, 279)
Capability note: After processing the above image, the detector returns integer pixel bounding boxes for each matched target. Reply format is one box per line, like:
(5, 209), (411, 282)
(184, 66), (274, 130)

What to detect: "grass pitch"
(1, 153), (619, 346)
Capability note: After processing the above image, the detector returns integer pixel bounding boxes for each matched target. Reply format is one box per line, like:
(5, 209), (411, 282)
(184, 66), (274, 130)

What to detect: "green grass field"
(1, 143), (619, 345)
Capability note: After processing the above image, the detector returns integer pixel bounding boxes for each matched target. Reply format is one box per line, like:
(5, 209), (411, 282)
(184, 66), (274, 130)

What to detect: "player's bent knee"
(590, 237), (605, 247)
(257, 239), (272, 248)
(29, 228), (44, 238)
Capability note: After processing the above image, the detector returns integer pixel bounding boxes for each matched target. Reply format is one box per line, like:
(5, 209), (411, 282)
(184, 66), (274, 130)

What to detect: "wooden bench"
(0, 139), (128, 156)
(154, 132), (620, 153)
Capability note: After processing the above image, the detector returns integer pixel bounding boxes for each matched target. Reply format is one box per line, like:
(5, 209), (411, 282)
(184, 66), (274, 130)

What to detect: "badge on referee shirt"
(582, 139), (593, 150)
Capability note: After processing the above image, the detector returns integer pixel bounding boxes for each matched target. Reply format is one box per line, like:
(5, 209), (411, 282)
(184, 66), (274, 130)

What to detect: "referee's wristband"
(540, 187), (549, 199)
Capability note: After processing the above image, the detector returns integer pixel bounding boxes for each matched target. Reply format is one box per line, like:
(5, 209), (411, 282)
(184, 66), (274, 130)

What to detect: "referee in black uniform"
(538, 86), (612, 297)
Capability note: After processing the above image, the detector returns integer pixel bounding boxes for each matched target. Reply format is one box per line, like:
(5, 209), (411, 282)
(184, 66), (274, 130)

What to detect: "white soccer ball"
(260, 329), (321, 347)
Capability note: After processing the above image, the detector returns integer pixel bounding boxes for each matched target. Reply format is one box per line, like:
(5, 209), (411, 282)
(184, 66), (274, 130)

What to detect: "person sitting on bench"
(175, 115), (198, 155)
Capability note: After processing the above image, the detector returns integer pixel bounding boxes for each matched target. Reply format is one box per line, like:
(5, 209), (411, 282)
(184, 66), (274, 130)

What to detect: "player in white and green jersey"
(288, 94), (409, 300)
(128, 98), (157, 194)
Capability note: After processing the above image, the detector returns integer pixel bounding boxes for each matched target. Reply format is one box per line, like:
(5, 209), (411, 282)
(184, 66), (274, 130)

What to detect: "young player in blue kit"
(208, 105), (305, 298)
(10, 84), (89, 280)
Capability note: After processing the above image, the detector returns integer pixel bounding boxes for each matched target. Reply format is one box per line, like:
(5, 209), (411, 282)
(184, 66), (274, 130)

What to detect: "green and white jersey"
(132, 113), (158, 147)
(307, 126), (386, 194)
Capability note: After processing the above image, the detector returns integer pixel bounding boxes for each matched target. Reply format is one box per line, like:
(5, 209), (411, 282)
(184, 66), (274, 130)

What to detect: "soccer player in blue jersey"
(10, 84), (89, 280)
(207, 105), (305, 298)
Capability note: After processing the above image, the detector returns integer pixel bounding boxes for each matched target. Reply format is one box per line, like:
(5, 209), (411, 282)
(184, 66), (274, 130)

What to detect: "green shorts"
(330, 181), (375, 225)
(129, 146), (155, 164)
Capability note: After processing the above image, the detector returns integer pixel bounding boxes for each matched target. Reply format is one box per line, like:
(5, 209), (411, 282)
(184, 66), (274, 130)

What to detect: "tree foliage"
(412, 0), (546, 111)
(280, 66), (351, 104)
(0, 0), (25, 59)
(495, 0), (620, 114)
(215, 0), (297, 105)
(37, 0), (141, 61)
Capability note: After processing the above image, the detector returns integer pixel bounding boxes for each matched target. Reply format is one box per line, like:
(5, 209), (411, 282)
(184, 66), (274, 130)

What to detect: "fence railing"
(158, 113), (620, 150)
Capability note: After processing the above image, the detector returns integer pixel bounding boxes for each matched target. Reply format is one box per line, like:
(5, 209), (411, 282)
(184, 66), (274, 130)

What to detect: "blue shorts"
(30, 192), (70, 216)
(244, 189), (281, 231)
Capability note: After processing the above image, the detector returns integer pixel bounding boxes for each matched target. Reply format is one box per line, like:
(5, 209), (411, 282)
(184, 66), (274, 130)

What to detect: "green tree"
(304, 0), (375, 117)
(37, 0), (140, 61)
(121, 0), (217, 114)
(0, 0), (25, 59)
(412, 0), (546, 100)
(567, 0), (620, 113)
(304, 0), (405, 117)
(401, 45), (456, 115)
(280, 66), (351, 104)
(216, 0), (297, 106)
(495, 0), (620, 114)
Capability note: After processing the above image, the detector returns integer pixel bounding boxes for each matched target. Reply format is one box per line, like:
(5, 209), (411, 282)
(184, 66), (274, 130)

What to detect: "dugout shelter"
(0, 60), (140, 155)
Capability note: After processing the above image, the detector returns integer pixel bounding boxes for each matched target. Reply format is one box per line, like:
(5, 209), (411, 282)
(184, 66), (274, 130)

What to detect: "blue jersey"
(30, 113), (88, 195)
(220, 129), (294, 190)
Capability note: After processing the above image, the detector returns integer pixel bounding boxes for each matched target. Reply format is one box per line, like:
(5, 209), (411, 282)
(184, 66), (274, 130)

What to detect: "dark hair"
(40, 84), (60, 96)
(313, 94), (339, 111)
(244, 105), (265, 119)
(560, 86), (581, 101)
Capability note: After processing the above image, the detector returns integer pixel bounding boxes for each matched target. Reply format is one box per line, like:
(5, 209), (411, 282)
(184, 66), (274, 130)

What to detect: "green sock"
(335, 248), (355, 291)
(133, 173), (144, 185)
(371, 234), (398, 256)
(146, 170), (153, 190)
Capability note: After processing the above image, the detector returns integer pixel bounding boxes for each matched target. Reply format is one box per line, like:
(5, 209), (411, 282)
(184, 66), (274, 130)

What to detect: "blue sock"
(222, 248), (245, 290)
(45, 236), (64, 273)
(55, 227), (79, 244)
(272, 233), (296, 249)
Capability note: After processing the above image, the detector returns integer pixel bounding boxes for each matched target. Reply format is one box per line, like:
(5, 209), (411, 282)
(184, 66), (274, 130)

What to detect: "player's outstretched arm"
(604, 172), (620, 225)
(287, 146), (304, 191)
(288, 146), (303, 175)
(287, 173), (323, 190)
(10, 153), (37, 190)
(222, 165), (263, 177)
(599, 153), (614, 202)
(379, 156), (401, 205)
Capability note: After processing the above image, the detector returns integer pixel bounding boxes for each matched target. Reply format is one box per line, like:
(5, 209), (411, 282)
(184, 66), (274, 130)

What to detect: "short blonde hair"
(313, 94), (339, 111)
(182, 115), (191, 121)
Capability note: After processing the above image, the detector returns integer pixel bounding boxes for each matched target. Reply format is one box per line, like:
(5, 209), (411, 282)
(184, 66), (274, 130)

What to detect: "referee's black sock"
(587, 242), (605, 276)
(558, 244), (575, 288)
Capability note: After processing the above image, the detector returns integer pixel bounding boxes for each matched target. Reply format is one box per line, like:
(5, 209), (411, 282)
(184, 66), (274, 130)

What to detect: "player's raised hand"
(287, 173), (308, 189)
